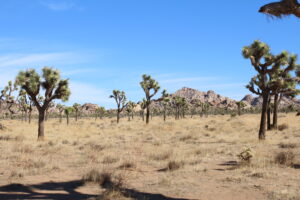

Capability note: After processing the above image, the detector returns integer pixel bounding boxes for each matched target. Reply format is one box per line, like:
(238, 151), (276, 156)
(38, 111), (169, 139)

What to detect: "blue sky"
(0, 0), (299, 108)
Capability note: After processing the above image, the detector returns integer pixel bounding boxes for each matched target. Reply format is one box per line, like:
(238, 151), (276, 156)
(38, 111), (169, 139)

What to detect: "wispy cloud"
(0, 52), (82, 68)
(160, 77), (217, 84)
(69, 81), (113, 106)
(40, 1), (78, 11)
(41, 2), (75, 11)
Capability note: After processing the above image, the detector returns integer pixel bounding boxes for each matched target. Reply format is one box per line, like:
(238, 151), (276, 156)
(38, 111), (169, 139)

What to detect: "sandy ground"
(0, 113), (299, 200)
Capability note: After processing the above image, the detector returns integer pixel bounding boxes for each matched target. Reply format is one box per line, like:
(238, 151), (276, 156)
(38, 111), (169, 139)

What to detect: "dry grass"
(0, 113), (299, 200)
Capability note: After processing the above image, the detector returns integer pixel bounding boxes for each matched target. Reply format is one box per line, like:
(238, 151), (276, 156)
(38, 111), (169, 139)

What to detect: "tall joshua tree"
(161, 89), (170, 122)
(243, 40), (286, 140)
(140, 74), (160, 124)
(110, 90), (127, 123)
(1, 81), (18, 119)
(140, 99), (147, 121)
(259, 0), (300, 18)
(269, 54), (300, 129)
(73, 103), (81, 121)
(236, 101), (246, 116)
(125, 101), (136, 121)
(64, 107), (74, 125)
(95, 106), (105, 120)
(18, 89), (30, 121)
(56, 104), (65, 123)
(15, 67), (70, 140)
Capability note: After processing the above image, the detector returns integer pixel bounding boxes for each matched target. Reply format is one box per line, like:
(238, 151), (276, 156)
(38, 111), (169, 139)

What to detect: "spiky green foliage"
(259, 0), (300, 18)
(17, 89), (31, 121)
(243, 40), (299, 139)
(109, 90), (127, 123)
(140, 74), (160, 124)
(15, 67), (71, 140)
(1, 81), (18, 119)
(95, 106), (106, 120)
(236, 101), (247, 116)
(73, 103), (81, 121)
(172, 96), (188, 120)
(56, 104), (65, 123)
(64, 106), (74, 125)
(125, 101), (136, 121)
(160, 89), (170, 121)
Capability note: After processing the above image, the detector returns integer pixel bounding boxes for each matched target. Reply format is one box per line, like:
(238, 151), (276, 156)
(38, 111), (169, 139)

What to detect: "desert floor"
(0, 113), (299, 200)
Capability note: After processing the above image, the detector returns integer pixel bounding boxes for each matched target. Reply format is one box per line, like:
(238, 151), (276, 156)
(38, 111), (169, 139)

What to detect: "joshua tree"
(200, 102), (211, 117)
(160, 89), (170, 121)
(140, 99), (147, 121)
(110, 90), (127, 123)
(236, 101), (247, 116)
(268, 55), (300, 130)
(18, 89), (30, 121)
(95, 106), (105, 120)
(45, 102), (55, 121)
(56, 104), (65, 123)
(259, 0), (300, 18)
(1, 81), (18, 119)
(64, 107), (74, 125)
(73, 103), (81, 121)
(140, 74), (160, 124)
(172, 96), (187, 120)
(243, 41), (288, 140)
(125, 101), (136, 121)
(15, 67), (70, 140)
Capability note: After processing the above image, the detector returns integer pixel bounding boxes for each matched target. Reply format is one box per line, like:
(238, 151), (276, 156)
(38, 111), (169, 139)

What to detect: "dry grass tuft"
(278, 143), (297, 149)
(149, 151), (172, 161)
(278, 123), (289, 131)
(118, 161), (136, 169)
(274, 151), (295, 167)
(166, 160), (184, 171)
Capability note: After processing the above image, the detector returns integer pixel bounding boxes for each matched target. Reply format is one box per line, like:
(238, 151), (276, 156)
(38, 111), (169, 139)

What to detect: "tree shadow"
(213, 160), (239, 171)
(0, 180), (95, 200)
(0, 180), (193, 200)
(293, 164), (300, 169)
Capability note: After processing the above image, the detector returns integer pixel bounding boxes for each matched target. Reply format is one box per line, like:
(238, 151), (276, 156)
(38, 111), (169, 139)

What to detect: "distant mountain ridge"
(170, 87), (300, 109)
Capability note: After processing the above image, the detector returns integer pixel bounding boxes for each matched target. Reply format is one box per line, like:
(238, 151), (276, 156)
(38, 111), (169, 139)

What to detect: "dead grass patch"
(274, 151), (295, 167)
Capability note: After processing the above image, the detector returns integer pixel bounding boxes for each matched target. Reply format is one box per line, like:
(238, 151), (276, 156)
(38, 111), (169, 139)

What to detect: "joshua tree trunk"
(141, 110), (144, 121)
(259, 92), (269, 140)
(67, 114), (69, 125)
(238, 105), (241, 116)
(24, 110), (28, 122)
(163, 109), (166, 122)
(75, 111), (78, 121)
(117, 111), (120, 123)
(146, 105), (150, 124)
(28, 111), (32, 124)
(273, 93), (279, 130)
(267, 97), (272, 130)
(59, 112), (63, 123)
(38, 109), (45, 140)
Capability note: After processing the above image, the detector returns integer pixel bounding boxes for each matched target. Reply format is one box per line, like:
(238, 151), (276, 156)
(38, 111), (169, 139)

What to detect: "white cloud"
(160, 77), (217, 84)
(40, 1), (83, 11)
(68, 81), (113, 106)
(41, 1), (75, 11)
(0, 52), (81, 68)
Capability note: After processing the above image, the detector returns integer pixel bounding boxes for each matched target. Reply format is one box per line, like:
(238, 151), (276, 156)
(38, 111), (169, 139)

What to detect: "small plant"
(274, 151), (295, 167)
(82, 169), (123, 189)
(278, 123), (289, 131)
(166, 161), (184, 171)
(237, 148), (253, 164)
(278, 143), (297, 149)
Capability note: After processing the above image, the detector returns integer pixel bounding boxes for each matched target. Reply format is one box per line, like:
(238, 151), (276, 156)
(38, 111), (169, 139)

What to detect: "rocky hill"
(241, 94), (300, 108)
(171, 87), (237, 108)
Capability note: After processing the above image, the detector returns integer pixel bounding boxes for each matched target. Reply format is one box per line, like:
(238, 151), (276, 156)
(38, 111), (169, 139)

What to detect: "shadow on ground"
(0, 180), (192, 200)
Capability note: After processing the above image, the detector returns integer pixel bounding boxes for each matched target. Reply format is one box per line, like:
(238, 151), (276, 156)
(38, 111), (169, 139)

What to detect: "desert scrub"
(274, 151), (295, 167)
